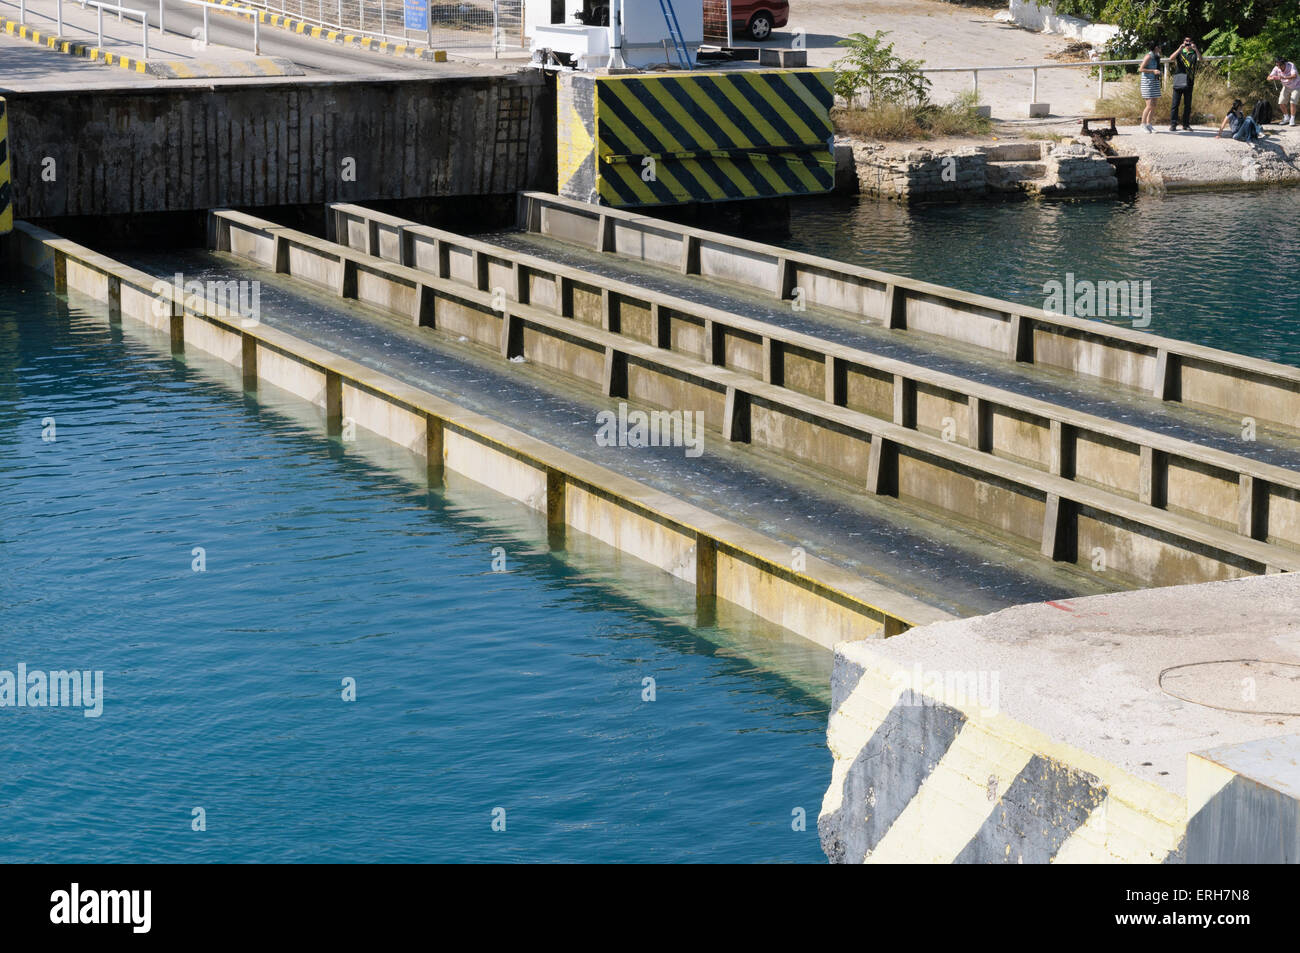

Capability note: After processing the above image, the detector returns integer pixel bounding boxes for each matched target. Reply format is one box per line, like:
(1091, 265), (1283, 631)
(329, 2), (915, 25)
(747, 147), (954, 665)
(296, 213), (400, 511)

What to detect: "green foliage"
(832, 31), (932, 108)
(1051, 0), (1294, 58)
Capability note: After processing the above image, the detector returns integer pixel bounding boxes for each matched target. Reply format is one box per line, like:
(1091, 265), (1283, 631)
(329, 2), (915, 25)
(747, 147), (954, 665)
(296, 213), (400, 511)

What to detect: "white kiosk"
(525, 0), (703, 70)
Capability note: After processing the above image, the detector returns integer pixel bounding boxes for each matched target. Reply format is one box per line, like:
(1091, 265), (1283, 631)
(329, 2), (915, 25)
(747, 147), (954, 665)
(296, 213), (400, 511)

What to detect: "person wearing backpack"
(1215, 100), (1263, 141)
(1169, 37), (1200, 132)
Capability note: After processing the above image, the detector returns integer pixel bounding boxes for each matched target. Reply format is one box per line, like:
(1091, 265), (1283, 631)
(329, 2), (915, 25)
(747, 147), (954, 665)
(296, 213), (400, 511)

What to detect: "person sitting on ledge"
(1216, 100), (1264, 142)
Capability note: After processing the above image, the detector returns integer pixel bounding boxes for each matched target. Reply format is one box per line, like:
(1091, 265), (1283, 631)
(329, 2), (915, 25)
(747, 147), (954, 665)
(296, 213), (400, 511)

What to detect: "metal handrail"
(219, 0), (485, 51)
(78, 0), (151, 57)
(175, 0), (260, 53)
(872, 54), (1234, 103)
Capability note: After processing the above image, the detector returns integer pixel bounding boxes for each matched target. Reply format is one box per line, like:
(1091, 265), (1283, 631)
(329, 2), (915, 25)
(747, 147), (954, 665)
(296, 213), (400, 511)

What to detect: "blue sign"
(404, 0), (428, 32)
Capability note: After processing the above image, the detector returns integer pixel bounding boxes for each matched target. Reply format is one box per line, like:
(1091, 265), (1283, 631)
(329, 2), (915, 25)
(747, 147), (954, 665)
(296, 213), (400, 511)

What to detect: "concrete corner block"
(1186, 735), (1300, 864)
(1028, 102), (1051, 118)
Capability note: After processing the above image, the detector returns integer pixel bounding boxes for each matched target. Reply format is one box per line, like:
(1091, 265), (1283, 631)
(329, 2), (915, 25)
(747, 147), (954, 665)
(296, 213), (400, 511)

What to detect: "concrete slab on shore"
(820, 573), (1300, 862)
(849, 573), (1300, 794)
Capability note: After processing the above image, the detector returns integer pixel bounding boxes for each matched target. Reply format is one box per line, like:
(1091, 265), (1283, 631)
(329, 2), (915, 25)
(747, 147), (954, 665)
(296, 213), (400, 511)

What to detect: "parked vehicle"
(731, 0), (790, 41)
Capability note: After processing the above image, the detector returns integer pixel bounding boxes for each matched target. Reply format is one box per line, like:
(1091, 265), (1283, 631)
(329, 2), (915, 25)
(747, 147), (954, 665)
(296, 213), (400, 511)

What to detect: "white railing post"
(380, 0), (384, 37)
(254, 13), (259, 52)
(972, 69), (978, 97)
(96, 5), (102, 45)
(1097, 66), (1104, 100)
(58, 0), (64, 35)
(202, 4), (208, 43)
(142, 12), (148, 58)
(19, 0), (25, 26)
(1031, 68), (1037, 103)
(336, 0), (340, 26)
(158, 0), (163, 33)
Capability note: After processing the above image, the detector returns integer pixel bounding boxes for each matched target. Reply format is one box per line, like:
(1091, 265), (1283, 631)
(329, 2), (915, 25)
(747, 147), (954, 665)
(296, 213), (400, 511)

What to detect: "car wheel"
(748, 13), (773, 41)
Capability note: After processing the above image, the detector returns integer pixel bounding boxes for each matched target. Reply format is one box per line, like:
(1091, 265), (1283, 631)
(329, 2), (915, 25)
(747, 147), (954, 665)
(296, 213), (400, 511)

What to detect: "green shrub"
(832, 31), (931, 108)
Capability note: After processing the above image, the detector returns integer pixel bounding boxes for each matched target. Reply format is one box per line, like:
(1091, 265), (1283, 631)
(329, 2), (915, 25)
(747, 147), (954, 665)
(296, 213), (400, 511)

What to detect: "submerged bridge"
(3, 18), (1297, 863)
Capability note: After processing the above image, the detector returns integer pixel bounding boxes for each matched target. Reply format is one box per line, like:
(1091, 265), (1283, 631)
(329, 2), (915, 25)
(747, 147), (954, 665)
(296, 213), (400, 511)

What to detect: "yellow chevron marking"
(1053, 794), (1187, 863)
(867, 722), (1034, 864)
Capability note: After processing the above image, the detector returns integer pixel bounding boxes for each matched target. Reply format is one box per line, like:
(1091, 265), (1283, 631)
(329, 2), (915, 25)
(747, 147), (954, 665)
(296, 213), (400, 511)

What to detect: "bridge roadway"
(0, 0), (495, 83)
(483, 229), (1300, 472)
(111, 244), (1109, 619)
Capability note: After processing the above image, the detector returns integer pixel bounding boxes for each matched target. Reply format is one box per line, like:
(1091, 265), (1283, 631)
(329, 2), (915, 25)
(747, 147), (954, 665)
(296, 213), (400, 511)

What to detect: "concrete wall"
(325, 205), (1300, 590)
(819, 574), (1300, 863)
(519, 191), (1300, 439)
(2, 73), (553, 219)
(321, 203), (1300, 590)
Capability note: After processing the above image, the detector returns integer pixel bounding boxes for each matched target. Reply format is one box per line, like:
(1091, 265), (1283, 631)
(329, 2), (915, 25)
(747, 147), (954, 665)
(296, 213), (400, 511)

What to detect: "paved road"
(154, 0), (451, 74)
(0, 0), (484, 76)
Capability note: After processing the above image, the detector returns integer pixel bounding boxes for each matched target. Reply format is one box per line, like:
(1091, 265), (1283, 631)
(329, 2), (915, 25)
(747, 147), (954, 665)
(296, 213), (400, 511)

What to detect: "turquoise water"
(787, 189), (1300, 367)
(0, 277), (832, 863)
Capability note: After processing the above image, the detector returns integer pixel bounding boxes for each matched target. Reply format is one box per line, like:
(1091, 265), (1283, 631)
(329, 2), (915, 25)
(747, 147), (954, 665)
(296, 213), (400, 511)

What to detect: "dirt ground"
(774, 0), (1109, 118)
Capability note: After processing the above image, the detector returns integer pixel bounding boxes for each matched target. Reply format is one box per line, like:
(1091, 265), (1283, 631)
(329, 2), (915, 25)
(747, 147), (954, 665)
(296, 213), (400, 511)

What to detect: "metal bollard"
(158, 0), (163, 34)
(96, 5), (102, 46)
(202, 5), (208, 44)
(254, 15), (259, 53)
(142, 12), (149, 58)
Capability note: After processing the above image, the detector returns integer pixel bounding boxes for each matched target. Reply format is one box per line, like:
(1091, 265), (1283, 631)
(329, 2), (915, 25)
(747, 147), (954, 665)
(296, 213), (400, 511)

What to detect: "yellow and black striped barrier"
(0, 97), (11, 236)
(559, 69), (836, 208)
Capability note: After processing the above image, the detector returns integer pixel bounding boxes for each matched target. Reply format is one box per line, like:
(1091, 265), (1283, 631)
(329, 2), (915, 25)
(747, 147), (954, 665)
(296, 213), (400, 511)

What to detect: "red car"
(732, 1), (790, 41)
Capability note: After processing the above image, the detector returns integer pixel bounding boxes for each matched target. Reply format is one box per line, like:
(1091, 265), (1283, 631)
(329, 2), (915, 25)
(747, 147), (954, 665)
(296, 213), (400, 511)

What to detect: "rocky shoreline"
(836, 122), (1300, 201)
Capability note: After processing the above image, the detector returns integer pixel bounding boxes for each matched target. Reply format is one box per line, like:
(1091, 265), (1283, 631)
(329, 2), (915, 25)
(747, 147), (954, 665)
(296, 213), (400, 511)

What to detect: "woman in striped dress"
(1139, 43), (1163, 132)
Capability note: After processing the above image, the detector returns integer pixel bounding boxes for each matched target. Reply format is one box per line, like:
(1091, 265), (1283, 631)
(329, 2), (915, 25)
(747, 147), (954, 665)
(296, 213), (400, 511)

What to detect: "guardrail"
(220, 0), (521, 51)
(871, 55), (1233, 104)
(327, 200), (1300, 570)
(207, 208), (1300, 589)
(79, 0), (149, 55)
(179, 0), (260, 53)
(518, 191), (1300, 441)
(14, 218), (940, 644)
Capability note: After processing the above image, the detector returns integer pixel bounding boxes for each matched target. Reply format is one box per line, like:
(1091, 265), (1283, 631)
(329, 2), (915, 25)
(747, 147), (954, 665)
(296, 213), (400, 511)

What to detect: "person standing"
(1139, 42), (1163, 132)
(1169, 36), (1200, 132)
(1267, 57), (1299, 126)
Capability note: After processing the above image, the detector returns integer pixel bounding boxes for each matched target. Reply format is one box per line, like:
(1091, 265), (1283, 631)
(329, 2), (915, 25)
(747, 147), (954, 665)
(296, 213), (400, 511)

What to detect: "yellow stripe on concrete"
(0, 97), (12, 236)
(866, 721), (1034, 863)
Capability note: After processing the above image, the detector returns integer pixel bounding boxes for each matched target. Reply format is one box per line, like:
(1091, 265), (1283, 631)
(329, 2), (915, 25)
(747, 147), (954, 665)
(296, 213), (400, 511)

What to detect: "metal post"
(96, 5), (102, 45)
(254, 14), (259, 52)
(19, 0), (25, 26)
(202, 5), (208, 43)
(158, 0), (163, 34)
(58, 0), (64, 35)
(1031, 68), (1037, 104)
(972, 69), (978, 97)
(1097, 67), (1104, 100)
(380, 0), (384, 37)
(336, 0), (340, 26)
(142, 12), (149, 58)
(726, 0), (733, 48)
(360, 0), (365, 32)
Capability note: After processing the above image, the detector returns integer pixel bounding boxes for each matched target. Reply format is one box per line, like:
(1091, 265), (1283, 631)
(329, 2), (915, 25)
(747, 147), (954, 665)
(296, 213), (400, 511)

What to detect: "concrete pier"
(818, 573), (1300, 863)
